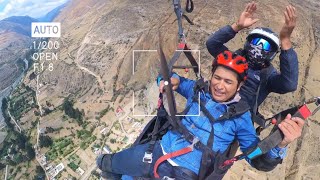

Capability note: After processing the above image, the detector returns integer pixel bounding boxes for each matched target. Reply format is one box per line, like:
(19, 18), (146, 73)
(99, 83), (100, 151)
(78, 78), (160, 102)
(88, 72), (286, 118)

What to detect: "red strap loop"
(178, 43), (186, 50)
(153, 147), (192, 178)
(298, 104), (311, 119)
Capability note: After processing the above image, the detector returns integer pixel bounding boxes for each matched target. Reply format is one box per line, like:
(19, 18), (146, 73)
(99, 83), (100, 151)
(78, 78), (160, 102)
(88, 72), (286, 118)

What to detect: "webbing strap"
(185, 0), (194, 13)
(298, 105), (312, 119)
(173, 0), (184, 40)
(247, 104), (311, 159)
(168, 43), (184, 71)
(153, 147), (193, 178)
(198, 96), (216, 180)
(253, 66), (271, 115)
(252, 65), (274, 128)
(168, 43), (200, 78)
(159, 39), (179, 130)
(199, 101), (216, 123)
(183, 44), (200, 77)
(221, 101), (318, 168)
(218, 100), (251, 121)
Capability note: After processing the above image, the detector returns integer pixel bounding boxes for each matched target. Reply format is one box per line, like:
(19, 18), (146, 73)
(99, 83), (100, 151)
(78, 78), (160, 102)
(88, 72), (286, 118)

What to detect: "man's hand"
(280, 5), (297, 50)
(159, 78), (180, 93)
(232, 1), (259, 32)
(277, 114), (305, 148)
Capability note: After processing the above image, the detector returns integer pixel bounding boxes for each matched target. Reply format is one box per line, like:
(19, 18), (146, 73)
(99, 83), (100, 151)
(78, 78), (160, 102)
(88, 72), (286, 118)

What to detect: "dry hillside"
(19, 0), (320, 179)
(0, 16), (36, 90)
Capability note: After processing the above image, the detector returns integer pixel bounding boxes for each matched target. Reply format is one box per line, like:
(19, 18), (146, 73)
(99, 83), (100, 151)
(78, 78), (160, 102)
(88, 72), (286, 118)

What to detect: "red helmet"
(213, 50), (248, 80)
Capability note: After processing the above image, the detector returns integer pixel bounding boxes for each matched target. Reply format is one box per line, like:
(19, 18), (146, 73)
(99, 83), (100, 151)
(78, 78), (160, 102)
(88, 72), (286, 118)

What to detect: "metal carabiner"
(188, 137), (199, 151)
(312, 97), (320, 116)
(304, 97), (320, 116)
(316, 97), (320, 105)
(142, 152), (153, 164)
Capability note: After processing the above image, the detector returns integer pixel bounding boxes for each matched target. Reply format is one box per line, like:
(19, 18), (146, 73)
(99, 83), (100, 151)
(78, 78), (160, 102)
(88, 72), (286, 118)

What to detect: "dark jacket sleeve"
(206, 25), (237, 57)
(267, 48), (299, 93)
(237, 114), (284, 172)
(250, 154), (283, 171)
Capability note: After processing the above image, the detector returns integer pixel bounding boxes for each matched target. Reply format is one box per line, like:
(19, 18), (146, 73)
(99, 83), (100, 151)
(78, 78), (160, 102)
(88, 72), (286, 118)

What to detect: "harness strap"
(218, 100), (250, 121)
(153, 146), (193, 178)
(143, 117), (161, 164)
(139, 120), (172, 145)
(183, 44), (199, 77)
(248, 104), (311, 159)
(220, 103), (315, 169)
(249, 104), (311, 158)
(168, 43), (184, 70)
(198, 100), (216, 180)
(182, 14), (194, 25)
(251, 65), (274, 128)
(175, 78), (206, 117)
(262, 106), (300, 135)
(173, 0), (184, 40)
(199, 100), (216, 123)
(185, 0), (194, 13)
(143, 95), (166, 164)
(152, 110), (216, 179)
(168, 43), (200, 79)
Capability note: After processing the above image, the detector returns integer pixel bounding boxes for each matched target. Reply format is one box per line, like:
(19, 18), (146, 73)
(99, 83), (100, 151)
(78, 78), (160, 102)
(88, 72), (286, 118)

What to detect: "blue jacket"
(160, 75), (286, 175)
(206, 25), (299, 109)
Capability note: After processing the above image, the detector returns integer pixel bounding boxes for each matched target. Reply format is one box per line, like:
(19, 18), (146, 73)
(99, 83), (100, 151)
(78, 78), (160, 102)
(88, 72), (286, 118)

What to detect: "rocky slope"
(0, 16), (37, 90)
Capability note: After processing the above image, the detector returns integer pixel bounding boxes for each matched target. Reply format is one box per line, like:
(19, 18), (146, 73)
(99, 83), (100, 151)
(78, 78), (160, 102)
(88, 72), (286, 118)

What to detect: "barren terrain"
(1, 0), (320, 179)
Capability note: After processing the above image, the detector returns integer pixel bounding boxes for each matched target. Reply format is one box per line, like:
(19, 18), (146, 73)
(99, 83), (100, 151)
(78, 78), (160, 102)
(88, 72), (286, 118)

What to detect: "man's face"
(210, 66), (242, 103)
(245, 37), (276, 69)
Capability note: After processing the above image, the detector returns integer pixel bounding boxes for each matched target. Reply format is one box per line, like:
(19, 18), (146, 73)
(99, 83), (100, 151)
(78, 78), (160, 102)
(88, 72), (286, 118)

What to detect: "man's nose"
(217, 81), (224, 89)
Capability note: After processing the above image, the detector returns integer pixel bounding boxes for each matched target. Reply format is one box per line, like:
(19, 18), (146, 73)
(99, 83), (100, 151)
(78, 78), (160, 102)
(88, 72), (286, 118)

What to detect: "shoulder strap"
(193, 78), (209, 93)
(234, 48), (245, 56)
(218, 99), (250, 121)
(252, 65), (273, 115)
(251, 65), (274, 129)
(177, 78), (208, 115)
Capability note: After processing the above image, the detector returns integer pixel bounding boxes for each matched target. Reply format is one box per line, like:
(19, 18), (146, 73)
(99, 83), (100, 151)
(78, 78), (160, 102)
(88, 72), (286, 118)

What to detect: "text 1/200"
(33, 41), (59, 50)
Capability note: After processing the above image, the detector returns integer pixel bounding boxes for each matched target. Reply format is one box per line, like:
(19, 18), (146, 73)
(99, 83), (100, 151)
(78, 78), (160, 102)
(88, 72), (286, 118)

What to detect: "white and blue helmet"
(244, 27), (280, 68)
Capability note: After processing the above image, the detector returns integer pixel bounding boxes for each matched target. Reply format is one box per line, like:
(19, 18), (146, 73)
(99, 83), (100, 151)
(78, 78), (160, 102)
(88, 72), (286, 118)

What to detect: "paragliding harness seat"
(132, 77), (251, 180)
(132, 74), (320, 180)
